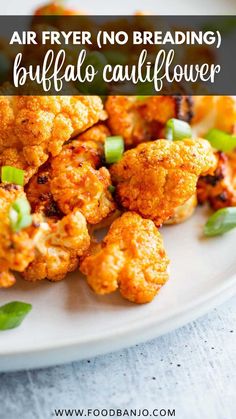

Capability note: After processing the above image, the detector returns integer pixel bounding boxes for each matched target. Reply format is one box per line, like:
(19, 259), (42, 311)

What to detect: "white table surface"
(0, 295), (235, 419)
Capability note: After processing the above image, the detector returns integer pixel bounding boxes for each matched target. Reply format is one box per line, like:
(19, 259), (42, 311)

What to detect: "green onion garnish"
(204, 207), (236, 236)
(9, 197), (32, 233)
(0, 301), (32, 331)
(1, 166), (24, 186)
(205, 129), (236, 152)
(165, 118), (192, 141)
(105, 136), (124, 164)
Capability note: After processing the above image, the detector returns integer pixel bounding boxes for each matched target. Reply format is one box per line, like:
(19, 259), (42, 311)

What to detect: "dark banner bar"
(0, 16), (235, 95)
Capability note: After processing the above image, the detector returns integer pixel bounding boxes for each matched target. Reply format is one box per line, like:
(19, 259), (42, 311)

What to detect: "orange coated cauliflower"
(23, 210), (90, 282)
(110, 138), (217, 226)
(80, 212), (169, 304)
(0, 95), (105, 182)
(50, 137), (116, 224)
(106, 95), (193, 147)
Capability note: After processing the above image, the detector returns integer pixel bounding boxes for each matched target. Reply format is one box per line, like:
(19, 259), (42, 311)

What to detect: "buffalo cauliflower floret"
(110, 138), (217, 226)
(0, 95), (105, 182)
(0, 184), (36, 286)
(197, 151), (236, 209)
(50, 138), (116, 224)
(105, 95), (193, 147)
(80, 212), (169, 304)
(23, 210), (90, 282)
(26, 124), (113, 225)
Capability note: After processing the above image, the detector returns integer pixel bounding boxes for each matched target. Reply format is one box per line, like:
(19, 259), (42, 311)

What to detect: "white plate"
(1, 0), (236, 372)
(1, 207), (236, 371)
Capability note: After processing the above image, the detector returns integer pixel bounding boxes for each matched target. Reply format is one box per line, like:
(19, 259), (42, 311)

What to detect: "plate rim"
(0, 270), (236, 371)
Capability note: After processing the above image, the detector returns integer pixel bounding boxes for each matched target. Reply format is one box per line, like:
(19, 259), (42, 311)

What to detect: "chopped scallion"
(165, 118), (192, 141)
(1, 166), (24, 186)
(205, 129), (236, 152)
(12, 197), (31, 214)
(0, 301), (32, 331)
(105, 136), (124, 164)
(204, 207), (236, 236)
(9, 197), (32, 233)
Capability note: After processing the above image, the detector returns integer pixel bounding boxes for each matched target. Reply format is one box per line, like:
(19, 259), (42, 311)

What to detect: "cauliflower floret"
(105, 95), (192, 147)
(197, 151), (236, 209)
(110, 138), (217, 226)
(23, 210), (90, 282)
(80, 212), (169, 304)
(50, 138), (116, 224)
(0, 184), (36, 286)
(0, 95), (105, 182)
(27, 124), (115, 225)
(0, 183), (90, 285)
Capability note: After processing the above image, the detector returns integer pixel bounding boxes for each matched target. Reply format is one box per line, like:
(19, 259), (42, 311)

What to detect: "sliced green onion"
(0, 301), (32, 331)
(108, 185), (116, 194)
(165, 118), (192, 141)
(204, 207), (236, 236)
(105, 136), (124, 164)
(10, 211), (32, 232)
(12, 197), (31, 214)
(1, 166), (24, 186)
(205, 129), (236, 152)
(9, 197), (32, 233)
